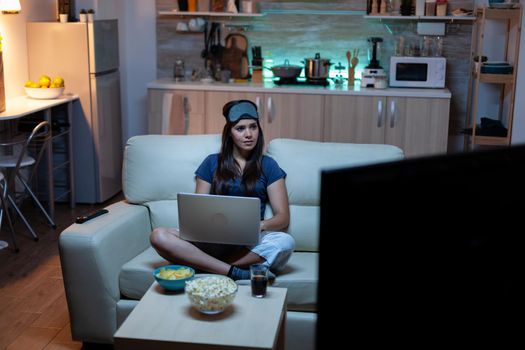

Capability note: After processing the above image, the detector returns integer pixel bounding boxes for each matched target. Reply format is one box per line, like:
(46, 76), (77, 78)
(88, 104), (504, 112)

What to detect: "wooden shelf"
(478, 7), (521, 20)
(478, 73), (515, 84)
(158, 10), (265, 18)
(465, 5), (522, 150)
(264, 9), (366, 15)
(363, 14), (475, 21)
(472, 135), (510, 146)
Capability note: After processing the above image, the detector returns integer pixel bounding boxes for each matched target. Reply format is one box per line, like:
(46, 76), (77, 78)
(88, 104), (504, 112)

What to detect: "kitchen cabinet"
(148, 89), (205, 134)
(147, 80), (451, 158)
(465, 6), (522, 148)
(324, 95), (450, 158)
(205, 91), (324, 143)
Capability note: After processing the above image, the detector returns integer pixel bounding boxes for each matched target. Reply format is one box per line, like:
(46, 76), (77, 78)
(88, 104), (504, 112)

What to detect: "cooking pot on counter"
(303, 53), (332, 79)
(267, 59), (303, 79)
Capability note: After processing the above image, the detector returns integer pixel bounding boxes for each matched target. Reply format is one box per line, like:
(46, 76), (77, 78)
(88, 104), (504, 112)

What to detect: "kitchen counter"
(147, 78), (451, 99)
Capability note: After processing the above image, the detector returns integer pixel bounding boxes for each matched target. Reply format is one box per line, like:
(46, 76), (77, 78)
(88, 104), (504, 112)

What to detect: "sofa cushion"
(266, 138), (404, 251)
(266, 251), (318, 312)
(267, 138), (405, 205)
(120, 247), (168, 300)
(120, 247), (317, 312)
(123, 134), (221, 204)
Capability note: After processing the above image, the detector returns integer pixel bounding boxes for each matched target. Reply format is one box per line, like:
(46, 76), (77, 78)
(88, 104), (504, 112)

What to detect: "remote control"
(75, 209), (109, 224)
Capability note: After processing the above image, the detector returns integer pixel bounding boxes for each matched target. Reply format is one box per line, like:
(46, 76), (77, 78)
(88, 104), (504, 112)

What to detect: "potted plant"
(79, 9), (87, 22)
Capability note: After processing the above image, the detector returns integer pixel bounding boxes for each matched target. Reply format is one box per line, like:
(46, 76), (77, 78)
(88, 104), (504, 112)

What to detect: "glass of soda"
(250, 264), (268, 298)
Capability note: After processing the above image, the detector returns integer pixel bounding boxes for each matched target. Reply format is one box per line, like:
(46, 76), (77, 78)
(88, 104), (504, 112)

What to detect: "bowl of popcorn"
(185, 275), (238, 314)
(153, 265), (195, 291)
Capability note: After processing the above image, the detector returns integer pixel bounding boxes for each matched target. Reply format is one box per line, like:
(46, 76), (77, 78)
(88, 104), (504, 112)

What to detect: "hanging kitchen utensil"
(221, 33), (250, 79)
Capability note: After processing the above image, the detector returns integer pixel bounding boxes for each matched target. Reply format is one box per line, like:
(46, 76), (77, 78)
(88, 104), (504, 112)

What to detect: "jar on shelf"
(436, 0), (447, 16)
(425, 0), (436, 16)
(211, 0), (225, 12)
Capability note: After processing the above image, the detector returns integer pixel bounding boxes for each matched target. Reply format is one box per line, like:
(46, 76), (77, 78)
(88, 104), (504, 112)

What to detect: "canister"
(198, 0), (210, 11)
(425, 0), (436, 16)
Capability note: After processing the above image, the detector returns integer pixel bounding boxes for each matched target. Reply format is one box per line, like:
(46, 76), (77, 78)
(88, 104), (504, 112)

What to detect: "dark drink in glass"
(250, 263), (269, 298)
(251, 275), (268, 298)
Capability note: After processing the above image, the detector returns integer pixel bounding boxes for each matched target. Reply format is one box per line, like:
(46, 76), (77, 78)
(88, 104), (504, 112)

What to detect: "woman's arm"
(195, 177), (212, 194)
(260, 178), (290, 232)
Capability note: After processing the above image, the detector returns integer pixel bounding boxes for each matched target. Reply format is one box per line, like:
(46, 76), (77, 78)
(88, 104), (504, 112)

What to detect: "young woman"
(150, 100), (295, 280)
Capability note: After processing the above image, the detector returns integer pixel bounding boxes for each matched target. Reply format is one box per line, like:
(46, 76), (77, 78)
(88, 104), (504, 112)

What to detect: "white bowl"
(25, 87), (65, 100)
(185, 276), (237, 314)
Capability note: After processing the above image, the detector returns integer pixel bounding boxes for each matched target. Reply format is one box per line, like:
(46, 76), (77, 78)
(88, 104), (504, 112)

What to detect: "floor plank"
(0, 192), (123, 350)
(5, 327), (60, 350)
(32, 295), (69, 329)
(45, 324), (82, 350)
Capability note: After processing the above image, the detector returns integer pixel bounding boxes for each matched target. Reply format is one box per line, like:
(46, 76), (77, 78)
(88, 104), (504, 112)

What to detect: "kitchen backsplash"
(156, 0), (475, 152)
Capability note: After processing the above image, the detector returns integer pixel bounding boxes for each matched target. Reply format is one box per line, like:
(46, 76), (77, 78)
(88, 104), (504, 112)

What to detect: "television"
(317, 145), (524, 348)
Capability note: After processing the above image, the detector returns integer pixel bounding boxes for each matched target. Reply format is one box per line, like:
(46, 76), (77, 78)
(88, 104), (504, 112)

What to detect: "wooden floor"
(0, 193), (123, 350)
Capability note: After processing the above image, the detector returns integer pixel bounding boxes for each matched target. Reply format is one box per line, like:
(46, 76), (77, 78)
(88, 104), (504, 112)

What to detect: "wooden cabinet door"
(264, 93), (324, 143)
(147, 89), (205, 134)
(385, 97), (450, 158)
(204, 91), (263, 134)
(323, 95), (385, 144)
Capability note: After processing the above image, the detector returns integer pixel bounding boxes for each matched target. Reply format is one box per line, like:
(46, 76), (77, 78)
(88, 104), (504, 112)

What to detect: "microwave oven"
(389, 56), (446, 88)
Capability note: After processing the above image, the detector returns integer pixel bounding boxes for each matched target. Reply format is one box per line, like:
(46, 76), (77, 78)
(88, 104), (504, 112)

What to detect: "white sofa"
(59, 134), (404, 349)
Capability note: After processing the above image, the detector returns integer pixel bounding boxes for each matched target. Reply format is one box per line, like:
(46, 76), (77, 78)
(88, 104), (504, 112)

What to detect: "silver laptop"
(177, 192), (261, 245)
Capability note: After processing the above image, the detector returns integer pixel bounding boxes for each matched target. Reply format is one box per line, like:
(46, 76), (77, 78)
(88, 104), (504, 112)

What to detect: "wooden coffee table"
(114, 282), (287, 350)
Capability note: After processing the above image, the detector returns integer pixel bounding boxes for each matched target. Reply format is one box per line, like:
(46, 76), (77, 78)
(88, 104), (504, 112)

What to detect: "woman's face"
(230, 119), (259, 153)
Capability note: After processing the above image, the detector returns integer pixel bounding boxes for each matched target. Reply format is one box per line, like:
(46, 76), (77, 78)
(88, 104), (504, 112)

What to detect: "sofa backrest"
(266, 139), (405, 251)
(123, 135), (404, 252)
(123, 134), (221, 203)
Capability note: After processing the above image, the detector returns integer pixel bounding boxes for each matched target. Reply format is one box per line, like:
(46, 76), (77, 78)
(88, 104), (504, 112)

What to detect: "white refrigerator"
(27, 20), (123, 203)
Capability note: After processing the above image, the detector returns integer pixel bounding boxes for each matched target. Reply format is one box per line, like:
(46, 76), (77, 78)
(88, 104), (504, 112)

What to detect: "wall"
(0, 0), (56, 99)
(156, 0), (475, 153)
(0, 0), (156, 143)
(116, 0), (157, 142)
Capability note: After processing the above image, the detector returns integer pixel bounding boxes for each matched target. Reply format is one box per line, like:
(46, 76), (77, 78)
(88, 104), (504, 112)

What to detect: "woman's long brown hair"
(211, 119), (265, 196)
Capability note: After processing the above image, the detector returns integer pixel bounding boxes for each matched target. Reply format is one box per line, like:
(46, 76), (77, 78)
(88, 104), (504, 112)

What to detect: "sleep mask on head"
(224, 100), (259, 122)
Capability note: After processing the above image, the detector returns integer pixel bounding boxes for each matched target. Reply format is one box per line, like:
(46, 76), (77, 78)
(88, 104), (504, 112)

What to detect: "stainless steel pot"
(303, 53), (332, 79)
(268, 59), (303, 79)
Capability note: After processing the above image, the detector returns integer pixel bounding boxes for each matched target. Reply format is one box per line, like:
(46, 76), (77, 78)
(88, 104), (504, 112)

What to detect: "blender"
(361, 37), (387, 88)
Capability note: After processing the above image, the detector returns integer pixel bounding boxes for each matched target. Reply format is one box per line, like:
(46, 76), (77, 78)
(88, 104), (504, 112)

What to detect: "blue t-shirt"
(195, 154), (286, 219)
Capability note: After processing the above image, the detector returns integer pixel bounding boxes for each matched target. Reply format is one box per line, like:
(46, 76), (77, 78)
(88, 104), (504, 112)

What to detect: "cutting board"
(222, 34), (249, 79)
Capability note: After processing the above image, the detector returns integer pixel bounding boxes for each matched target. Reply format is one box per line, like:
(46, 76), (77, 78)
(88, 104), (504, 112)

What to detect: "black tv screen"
(318, 145), (524, 348)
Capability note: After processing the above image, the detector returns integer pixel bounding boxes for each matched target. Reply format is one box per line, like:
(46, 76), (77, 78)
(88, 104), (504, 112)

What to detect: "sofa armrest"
(59, 201), (151, 343)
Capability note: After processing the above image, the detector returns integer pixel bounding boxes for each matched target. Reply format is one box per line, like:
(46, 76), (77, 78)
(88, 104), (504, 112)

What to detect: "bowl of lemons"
(24, 75), (65, 100)
(153, 265), (195, 292)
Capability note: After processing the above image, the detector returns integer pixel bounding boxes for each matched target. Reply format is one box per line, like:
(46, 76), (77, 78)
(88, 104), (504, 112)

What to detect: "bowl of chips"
(153, 265), (195, 291)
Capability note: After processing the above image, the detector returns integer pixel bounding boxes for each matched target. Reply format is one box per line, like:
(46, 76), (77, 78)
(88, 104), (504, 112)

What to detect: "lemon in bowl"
(185, 275), (238, 314)
(153, 265), (195, 291)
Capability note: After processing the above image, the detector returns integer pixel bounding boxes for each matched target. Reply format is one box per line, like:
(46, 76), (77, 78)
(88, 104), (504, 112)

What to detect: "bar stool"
(0, 171), (18, 252)
(0, 121), (56, 241)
